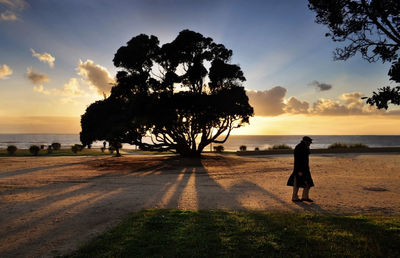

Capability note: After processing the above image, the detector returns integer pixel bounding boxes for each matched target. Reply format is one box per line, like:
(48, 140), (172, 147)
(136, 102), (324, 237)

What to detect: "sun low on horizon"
(1, 0), (399, 136)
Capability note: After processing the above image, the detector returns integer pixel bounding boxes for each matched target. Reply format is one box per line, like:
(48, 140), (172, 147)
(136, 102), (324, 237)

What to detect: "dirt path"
(0, 154), (399, 257)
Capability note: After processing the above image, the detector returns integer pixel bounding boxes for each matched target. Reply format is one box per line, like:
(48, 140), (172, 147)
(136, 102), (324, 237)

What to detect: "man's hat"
(302, 136), (313, 143)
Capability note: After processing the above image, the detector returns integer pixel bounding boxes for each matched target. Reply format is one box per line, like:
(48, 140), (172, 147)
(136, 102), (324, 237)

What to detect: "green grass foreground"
(67, 209), (400, 257)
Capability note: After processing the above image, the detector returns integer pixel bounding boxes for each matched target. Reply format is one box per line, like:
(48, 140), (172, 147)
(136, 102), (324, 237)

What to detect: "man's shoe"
(301, 198), (314, 202)
(292, 199), (302, 202)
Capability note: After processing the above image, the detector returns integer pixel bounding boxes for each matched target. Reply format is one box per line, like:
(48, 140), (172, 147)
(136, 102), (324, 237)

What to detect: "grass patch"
(67, 210), (400, 257)
(328, 142), (349, 149)
(348, 143), (369, 148)
(328, 142), (369, 149)
(270, 144), (292, 150)
(0, 148), (110, 157)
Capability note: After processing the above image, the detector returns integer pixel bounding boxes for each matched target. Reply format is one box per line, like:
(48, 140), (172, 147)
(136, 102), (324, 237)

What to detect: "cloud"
(33, 78), (84, 97)
(340, 92), (364, 103)
(0, 0), (29, 10)
(0, 0), (28, 22)
(0, 10), (17, 21)
(26, 67), (50, 84)
(340, 92), (384, 114)
(0, 64), (13, 79)
(61, 78), (84, 96)
(246, 86), (287, 116)
(246, 86), (392, 117)
(33, 85), (50, 95)
(312, 98), (350, 115)
(77, 59), (115, 94)
(340, 92), (365, 112)
(308, 80), (332, 91)
(284, 97), (309, 114)
(311, 92), (386, 116)
(30, 48), (55, 68)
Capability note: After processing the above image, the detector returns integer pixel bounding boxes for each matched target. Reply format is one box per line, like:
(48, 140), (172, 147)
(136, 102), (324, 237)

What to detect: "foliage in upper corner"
(308, 0), (400, 108)
(80, 30), (254, 157)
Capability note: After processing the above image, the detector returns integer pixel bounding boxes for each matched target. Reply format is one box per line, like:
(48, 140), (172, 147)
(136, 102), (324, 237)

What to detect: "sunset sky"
(0, 0), (399, 135)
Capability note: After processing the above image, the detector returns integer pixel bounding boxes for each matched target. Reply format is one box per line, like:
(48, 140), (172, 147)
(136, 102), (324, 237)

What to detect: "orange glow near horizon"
(0, 116), (81, 134)
(0, 114), (399, 135)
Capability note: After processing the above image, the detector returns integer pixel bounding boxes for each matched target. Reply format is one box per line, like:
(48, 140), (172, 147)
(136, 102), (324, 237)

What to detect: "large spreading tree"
(80, 30), (253, 156)
(308, 0), (400, 109)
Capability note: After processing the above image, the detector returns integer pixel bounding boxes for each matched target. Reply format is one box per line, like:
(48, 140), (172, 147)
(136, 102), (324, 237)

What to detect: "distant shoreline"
(1, 146), (399, 157)
(1, 133), (400, 137)
(1, 134), (400, 151)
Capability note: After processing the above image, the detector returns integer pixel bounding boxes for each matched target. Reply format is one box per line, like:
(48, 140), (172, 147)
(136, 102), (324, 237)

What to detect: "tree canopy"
(308, 0), (400, 109)
(80, 30), (253, 156)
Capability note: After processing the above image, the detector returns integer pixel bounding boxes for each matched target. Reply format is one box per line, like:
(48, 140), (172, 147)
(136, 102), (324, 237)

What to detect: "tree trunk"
(178, 148), (202, 157)
(115, 147), (121, 157)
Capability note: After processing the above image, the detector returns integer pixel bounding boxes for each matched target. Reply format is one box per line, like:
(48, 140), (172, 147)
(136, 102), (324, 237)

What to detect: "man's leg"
(292, 177), (300, 201)
(301, 187), (310, 199)
(301, 187), (314, 202)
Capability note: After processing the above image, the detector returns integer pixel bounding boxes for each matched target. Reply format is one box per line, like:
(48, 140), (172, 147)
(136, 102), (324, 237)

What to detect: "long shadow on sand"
(0, 162), (86, 179)
(0, 155), (319, 257)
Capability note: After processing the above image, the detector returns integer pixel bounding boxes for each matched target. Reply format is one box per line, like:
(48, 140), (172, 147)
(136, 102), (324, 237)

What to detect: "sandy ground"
(0, 153), (399, 257)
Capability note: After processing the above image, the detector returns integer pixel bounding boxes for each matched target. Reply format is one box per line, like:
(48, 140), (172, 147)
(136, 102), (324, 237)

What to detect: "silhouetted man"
(287, 136), (315, 202)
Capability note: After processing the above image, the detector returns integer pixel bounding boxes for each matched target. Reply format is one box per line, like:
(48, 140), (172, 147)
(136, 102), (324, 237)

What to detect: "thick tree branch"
(361, 0), (400, 45)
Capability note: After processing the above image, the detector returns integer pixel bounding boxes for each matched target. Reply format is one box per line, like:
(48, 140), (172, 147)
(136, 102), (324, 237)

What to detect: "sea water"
(1, 134), (400, 151)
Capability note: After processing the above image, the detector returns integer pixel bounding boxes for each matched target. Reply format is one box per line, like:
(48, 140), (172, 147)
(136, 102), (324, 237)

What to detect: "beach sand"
(0, 153), (399, 257)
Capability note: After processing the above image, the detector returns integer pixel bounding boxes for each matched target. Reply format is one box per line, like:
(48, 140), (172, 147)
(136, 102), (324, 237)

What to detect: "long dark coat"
(287, 141), (314, 188)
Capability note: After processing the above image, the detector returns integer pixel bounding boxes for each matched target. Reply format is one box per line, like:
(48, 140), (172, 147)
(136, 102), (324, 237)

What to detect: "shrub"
(51, 142), (61, 150)
(29, 145), (40, 156)
(239, 145), (247, 151)
(109, 146), (115, 154)
(349, 143), (369, 148)
(7, 145), (17, 155)
(40, 145), (45, 149)
(71, 144), (84, 153)
(47, 145), (53, 154)
(71, 145), (78, 153)
(328, 143), (348, 149)
(110, 142), (122, 149)
(254, 147), (260, 151)
(214, 145), (224, 153)
(271, 144), (292, 150)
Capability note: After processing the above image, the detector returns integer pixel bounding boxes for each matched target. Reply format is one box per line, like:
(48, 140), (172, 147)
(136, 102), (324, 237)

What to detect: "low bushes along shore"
(0, 148), (109, 157)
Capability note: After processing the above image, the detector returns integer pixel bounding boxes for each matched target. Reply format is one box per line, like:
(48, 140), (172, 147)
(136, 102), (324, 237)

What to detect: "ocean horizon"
(1, 134), (400, 151)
